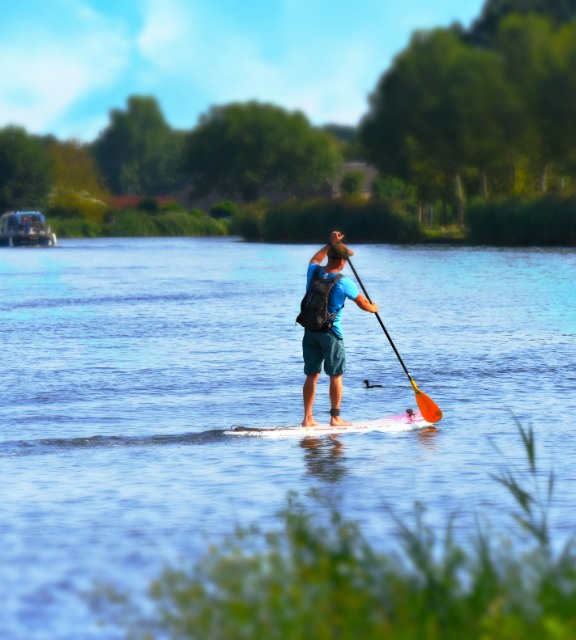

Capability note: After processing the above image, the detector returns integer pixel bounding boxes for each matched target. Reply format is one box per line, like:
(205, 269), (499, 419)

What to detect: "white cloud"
(0, 0), (488, 137)
(174, 27), (375, 124)
(131, 0), (397, 125)
(137, 0), (198, 71)
(0, 11), (129, 134)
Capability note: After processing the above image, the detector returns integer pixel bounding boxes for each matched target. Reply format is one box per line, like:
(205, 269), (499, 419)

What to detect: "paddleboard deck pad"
(224, 411), (433, 437)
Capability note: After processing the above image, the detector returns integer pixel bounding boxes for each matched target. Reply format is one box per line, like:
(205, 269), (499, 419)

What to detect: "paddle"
(346, 256), (443, 423)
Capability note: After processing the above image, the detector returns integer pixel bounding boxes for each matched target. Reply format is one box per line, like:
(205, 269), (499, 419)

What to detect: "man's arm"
(309, 243), (331, 265)
(354, 294), (378, 313)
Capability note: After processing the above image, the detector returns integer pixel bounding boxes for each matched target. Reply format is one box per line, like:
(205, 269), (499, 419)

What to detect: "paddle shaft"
(346, 257), (414, 384)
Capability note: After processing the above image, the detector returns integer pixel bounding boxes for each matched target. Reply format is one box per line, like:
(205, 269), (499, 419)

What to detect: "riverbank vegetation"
(2, 0), (576, 246)
(98, 423), (576, 639)
(234, 198), (424, 243)
(49, 200), (228, 239)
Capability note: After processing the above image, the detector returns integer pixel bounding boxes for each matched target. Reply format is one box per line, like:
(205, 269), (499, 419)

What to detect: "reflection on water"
(416, 426), (440, 450)
(300, 435), (347, 482)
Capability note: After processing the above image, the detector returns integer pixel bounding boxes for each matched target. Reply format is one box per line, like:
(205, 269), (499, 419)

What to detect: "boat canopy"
(1, 211), (46, 223)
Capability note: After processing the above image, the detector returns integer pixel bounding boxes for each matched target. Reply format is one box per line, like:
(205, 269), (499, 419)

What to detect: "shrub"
(261, 199), (423, 243)
(232, 202), (268, 240)
(102, 210), (159, 237)
(159, 200), (185, 212)
(47, 189), (108, 225)
(49, 217), (101, 238)
(466, 197), (576, 245)
(136, 197), (159, 214)
(210, 200), (238, 219)
(340, 171), (364, 196)
(372, 176), (417, 203)
(153, 210), (228, 236)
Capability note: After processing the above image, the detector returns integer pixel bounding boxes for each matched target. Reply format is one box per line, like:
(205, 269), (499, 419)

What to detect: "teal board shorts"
(302, 329), (346, 376)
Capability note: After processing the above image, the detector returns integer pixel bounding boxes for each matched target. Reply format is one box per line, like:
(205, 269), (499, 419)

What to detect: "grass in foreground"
(97, 423), (576, 639)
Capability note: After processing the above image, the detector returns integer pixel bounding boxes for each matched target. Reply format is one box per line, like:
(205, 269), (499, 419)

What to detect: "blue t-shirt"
(305, 263), (359, 339)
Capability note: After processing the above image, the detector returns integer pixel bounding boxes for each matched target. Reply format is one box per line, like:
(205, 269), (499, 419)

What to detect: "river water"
(0, 237), (574, 638)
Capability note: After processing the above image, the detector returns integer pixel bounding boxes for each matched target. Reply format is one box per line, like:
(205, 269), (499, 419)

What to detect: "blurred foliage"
(234, 199), (423, 243)
(372, 176), (418, 214)
(323, 124), (365, 161)
(0, 126), (52, 212)
(152, 209), (228, 236)
(47, 139), (110, 225)
(101, 208), (227, 238)
(136, 196), (160, 214)
(50, 207), (227, 238)
(98, 423), (576, 640)
(231, 202), (268, 240)
(466, 196), (576, 245)
(340, 171), (364, 196)
(467, 0), (576, 45)
(182, 101), (342, 202)
(50, 217), (102, 238)
(360, 11), (576, 230)
(91, 95), (187, 196)
(5, 3), (576, 246)
(210, 200), (239, 219)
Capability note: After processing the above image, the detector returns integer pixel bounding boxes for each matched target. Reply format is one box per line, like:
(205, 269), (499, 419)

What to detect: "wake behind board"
(224, 411), (433, 437)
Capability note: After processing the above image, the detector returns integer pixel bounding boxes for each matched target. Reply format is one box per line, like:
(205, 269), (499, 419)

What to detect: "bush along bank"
(233, 196), (576, 246)
(46, 195), (576, 245)
(466, 196), (576, 246)
(48, 205), (229, 238)
(97, 423), (576, 639)
(233, 198), (425, 243)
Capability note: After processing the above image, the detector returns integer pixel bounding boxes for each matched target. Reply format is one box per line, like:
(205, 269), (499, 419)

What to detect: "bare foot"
(330, 417), (351, 427)
(302, 415), (319, 427)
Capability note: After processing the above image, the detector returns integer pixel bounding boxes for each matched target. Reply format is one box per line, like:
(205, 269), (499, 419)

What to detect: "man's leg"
(302, 372), (320, 426)
(329, 374), (351, 426)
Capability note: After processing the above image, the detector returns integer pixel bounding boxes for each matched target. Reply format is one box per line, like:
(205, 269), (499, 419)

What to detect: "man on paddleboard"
(301, 230), (378, 427)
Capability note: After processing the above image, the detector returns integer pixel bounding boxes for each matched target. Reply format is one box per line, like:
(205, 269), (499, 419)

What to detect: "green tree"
(340, 171), (363, 196)
(182, 101), (342, 202)
(0, 126), (52, 212)
(359, 29), (523, 222)
(544, 22), (576, 187)
(92, 95), (186, 195)
(48, 139), (110, 223)
(323, 124), (365, 161)
(468, 0), (576, 44)
(493, 15), (572, 193)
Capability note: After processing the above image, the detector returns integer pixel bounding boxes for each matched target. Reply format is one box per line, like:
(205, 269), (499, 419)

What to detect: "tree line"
(360, 6), (576, 223)
(1, 0), (576, 244)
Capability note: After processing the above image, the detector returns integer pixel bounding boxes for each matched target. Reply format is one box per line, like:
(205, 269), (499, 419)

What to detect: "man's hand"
(329, 230), (344, 245)
(354, 295), (378, 313)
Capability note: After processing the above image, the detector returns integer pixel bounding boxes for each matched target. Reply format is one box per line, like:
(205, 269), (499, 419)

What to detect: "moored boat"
(0, 211), (57, 247)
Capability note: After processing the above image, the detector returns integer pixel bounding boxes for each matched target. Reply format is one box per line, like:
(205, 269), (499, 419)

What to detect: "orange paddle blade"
(410, 380), (443, 423)
(416, 391), (443, 423)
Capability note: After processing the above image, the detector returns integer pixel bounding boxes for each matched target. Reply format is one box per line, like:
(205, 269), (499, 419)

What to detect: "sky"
(0, 0), (487, 142)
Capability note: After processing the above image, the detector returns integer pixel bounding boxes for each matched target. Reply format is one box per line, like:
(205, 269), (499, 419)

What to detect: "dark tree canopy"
(322, 124), (357, 143)
(92, 95), (186, 195)
(360, 31), (520, 177)
(323, 124), (365, 161)
(182, 101), (342, 202)
(0, 126), (53, 212)
(468, 0), (576, 43)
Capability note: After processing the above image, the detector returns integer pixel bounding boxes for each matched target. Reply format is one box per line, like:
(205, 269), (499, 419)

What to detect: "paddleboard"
(224, 411), (434, 437)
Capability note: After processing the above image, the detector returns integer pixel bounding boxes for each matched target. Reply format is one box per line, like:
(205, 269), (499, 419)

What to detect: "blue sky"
(0, 0), (486, 142)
